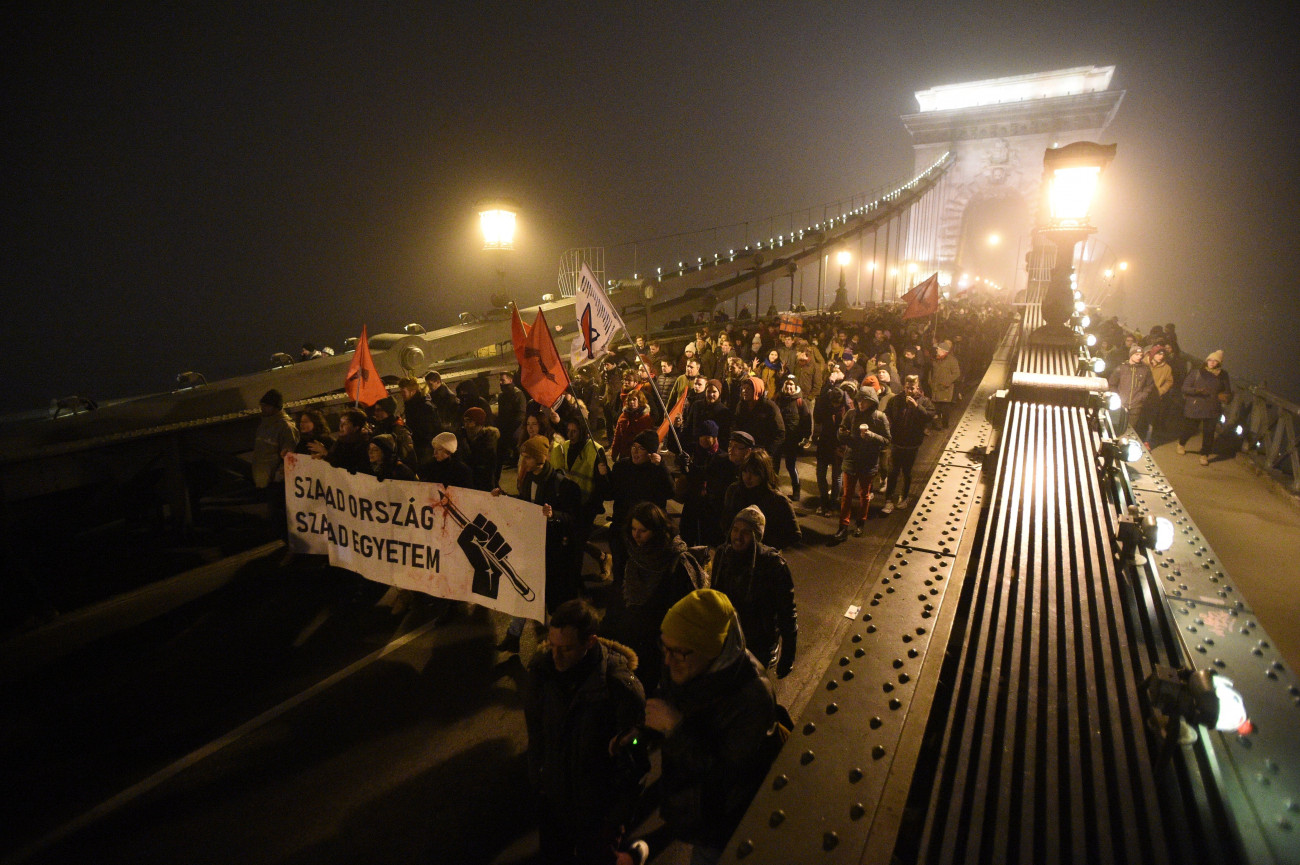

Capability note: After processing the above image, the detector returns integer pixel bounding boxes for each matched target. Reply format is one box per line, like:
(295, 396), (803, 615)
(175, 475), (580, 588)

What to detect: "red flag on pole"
(901, 272), (941, 320)
(656, 386), (689, 443)
(511, 305), (571, 409)
(344, 324), (388, 406)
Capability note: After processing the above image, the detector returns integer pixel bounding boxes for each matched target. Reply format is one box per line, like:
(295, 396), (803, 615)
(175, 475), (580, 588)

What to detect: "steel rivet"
(848, 768), (863, 783)
(826, 703), (838, 715)
(769, 810), (785, 827)
(870, 716), (882, 729)
(800, 750), (815, 765)
(737, 839), (754, 857)
(772, 774), (788, 789)
(872, 745), (887, 759)
(823, 831), (839, 850)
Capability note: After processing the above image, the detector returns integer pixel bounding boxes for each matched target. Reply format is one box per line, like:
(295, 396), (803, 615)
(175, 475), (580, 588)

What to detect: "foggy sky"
(6, 1), (1298, 410)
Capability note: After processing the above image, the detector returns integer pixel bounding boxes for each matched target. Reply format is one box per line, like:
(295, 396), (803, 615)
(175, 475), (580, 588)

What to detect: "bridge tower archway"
(900, 66), (1124, 298)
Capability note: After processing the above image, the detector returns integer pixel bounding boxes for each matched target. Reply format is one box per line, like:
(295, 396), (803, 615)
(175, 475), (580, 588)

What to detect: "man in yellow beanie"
(639, 588), (779, 862)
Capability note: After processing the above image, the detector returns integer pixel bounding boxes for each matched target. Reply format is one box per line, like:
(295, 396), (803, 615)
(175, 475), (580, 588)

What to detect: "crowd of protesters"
(1093, 317), (1235, 465)
(255, 295), (1019, 864)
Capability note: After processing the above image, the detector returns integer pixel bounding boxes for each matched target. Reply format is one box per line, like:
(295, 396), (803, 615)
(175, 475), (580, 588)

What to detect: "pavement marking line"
(6, 618), (439, 865)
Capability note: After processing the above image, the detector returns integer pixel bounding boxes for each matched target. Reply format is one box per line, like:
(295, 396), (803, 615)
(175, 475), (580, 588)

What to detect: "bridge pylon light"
(1032, 142), (1116, 344)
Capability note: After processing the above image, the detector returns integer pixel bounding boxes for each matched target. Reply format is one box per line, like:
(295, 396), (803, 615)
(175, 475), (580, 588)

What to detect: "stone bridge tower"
(901, 66), (1123, 298)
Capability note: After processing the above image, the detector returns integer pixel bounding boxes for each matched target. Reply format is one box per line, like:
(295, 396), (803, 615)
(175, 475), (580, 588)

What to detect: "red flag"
(511, 305), (571, 409)
(344, 324), (388, 406)
(656, 386), (689, 443)
(901, 272), (941, 320)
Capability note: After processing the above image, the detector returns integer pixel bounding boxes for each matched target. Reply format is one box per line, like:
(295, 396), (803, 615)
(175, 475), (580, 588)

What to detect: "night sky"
(6, 2), (1298, 412)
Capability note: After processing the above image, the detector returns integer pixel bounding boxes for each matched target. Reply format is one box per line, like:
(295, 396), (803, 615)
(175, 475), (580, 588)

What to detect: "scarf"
(624, 534), (688, 608)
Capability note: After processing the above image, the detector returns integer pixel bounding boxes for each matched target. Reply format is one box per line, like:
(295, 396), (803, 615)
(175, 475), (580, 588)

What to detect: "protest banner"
(284, 453), (546, 619)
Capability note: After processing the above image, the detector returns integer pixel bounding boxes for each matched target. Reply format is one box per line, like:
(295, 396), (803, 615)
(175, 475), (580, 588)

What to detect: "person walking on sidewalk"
(1178, 349), (1232, 465)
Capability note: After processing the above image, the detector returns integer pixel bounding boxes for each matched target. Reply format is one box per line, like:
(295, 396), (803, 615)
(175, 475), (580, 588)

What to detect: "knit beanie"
(732, 504), (766, 542)
(632, 429), (661, 454)
(706, 378), (723, 392)
(938, 340), (953, 354)
(370, 433), (396, 457)
(520, 435), (552, 463)
(748, 375), (765, 397)
(260, 389), (283, 410)
(433, 431), (458, 454)
(660, 589), (734, 659)
(463, 407), (487, 426)
(1206, 349), (1225, 364)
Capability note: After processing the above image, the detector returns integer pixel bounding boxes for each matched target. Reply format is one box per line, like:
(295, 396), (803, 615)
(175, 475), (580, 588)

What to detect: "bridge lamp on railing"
(833, 249), (851, 310)
(1116, 504), (1173, 568)
(1145, 666), (1251, 767)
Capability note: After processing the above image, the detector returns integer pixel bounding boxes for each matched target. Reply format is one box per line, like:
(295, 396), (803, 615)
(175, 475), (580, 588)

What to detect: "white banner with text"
(284, 453), (546, 619)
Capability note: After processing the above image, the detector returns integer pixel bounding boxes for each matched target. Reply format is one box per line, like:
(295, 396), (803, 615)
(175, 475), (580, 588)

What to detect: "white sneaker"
(881, 500), (895, 514)
(898, 496), (911, 509)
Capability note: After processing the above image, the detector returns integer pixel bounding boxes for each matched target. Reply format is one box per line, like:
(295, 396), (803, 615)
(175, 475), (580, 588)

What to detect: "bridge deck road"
(1148, 441), (1300, 672)
(0, 416), (960, 865)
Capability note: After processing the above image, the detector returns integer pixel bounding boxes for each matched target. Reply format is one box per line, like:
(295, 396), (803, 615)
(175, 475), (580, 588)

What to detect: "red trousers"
(840, 472), (872, 526)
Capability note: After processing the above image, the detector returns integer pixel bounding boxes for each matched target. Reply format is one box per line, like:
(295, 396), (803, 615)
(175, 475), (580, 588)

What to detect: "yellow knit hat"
(660, 589), (734, 659)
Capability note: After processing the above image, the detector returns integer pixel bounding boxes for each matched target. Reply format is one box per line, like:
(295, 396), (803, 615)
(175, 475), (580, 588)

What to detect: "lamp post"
(478, 198), (518, 298)
(833, 249), (851, 310)
(1031, 142), (1116, 344)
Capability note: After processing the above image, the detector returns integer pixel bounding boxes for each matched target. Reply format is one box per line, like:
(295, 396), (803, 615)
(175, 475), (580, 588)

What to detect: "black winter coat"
(733, 397), (785, 455)
(655, 629), (779, 850)
(884, 392), (935, 449)
(525, 639), (646, 829)
(709, 541), (797, 672)
(721, 483), (801, 550)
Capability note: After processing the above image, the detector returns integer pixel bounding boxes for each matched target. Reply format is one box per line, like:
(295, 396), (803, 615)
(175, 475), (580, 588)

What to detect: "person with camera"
(634, 589), (780, 865)
(525, 598), (647, 865)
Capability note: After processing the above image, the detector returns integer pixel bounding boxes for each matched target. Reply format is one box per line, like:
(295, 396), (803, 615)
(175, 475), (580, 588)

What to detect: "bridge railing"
(1228, 382), (1300, 493)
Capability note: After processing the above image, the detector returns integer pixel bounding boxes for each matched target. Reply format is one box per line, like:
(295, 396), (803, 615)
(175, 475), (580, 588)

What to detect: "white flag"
(573, 263), (625, 368)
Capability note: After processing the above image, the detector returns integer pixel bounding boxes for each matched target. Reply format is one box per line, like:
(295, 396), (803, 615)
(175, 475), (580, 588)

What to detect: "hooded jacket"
(525, 638), (646, 829)
(838, 390), (892, 475)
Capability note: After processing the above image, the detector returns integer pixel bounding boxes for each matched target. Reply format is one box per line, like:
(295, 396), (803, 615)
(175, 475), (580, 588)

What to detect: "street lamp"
(478, 200), (517, 250)
(1032, 142), (1116, 344)
(833, 249), (851, 310)
(478, 197), (518, 301)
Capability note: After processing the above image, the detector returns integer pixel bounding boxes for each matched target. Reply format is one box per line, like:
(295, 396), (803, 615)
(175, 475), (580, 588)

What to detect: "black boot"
(831, 525), (850, 544)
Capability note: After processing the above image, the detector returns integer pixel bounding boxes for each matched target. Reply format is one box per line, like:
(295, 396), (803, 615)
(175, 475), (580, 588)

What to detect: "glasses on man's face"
(659, 638), (694, 662)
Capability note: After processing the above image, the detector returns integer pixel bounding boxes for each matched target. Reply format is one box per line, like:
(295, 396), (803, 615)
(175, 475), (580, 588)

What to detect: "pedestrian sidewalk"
(1150, 443), (1300, 672)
